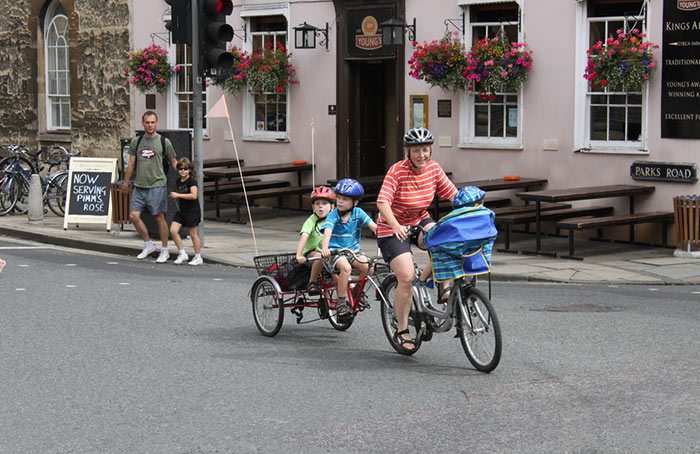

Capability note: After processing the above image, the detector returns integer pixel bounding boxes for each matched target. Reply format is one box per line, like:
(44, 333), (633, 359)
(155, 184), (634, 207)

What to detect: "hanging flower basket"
(584, 28), (658, 92)
(463, 34), (533, 98)
(408, 33), (468, 92)
(246, 44), (298, 94)
(124, 44), (176, 94)
(210, 46), (250, 94)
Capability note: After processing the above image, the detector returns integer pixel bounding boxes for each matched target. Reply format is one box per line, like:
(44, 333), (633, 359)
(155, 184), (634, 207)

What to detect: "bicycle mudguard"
(249, 275), (283, 303)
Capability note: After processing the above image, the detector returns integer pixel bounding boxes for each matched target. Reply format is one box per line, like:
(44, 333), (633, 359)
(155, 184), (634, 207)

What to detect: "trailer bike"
(250, 250), (390, 337)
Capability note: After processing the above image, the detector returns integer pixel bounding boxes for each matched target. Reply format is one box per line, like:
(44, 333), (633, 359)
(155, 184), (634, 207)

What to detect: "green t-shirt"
(300, 213), (325, 256)
(129, 134), (177, 188)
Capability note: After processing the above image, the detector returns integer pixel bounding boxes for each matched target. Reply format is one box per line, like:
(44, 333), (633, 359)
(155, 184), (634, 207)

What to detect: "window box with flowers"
(463, 35), (533, 99)
(408, 33), (468, 92)
(124, 44), (177, 94)
(583, 28), (658, 92)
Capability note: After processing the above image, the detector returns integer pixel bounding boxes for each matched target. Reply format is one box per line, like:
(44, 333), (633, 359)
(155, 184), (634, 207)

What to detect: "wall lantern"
(293, 22), (329, 50)
(380, 17), (416, 46)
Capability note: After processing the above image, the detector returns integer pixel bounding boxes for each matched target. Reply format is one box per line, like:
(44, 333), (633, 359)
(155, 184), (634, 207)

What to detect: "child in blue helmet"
(321, 178), (378, 317)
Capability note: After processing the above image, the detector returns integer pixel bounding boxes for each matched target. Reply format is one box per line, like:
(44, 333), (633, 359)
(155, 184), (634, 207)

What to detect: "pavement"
(2, 205), (700, 285)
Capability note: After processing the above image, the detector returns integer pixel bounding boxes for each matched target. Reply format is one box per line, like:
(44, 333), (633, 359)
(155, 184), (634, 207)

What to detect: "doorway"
(347, 59), (398, 178)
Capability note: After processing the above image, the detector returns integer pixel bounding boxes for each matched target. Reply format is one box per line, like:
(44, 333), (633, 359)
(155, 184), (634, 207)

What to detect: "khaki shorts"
(329, 249), (364, 270)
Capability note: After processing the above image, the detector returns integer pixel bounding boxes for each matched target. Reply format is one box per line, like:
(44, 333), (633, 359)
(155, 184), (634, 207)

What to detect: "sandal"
(438, 287), (451, 304)
(393, 328), (416, 351)
(306, 281), (320, 296)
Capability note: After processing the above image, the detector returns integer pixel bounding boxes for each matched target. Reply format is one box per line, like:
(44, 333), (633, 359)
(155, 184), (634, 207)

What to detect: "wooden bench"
(495, 205), (614, 252)
(492, 202), (571, 216)
(202, 178), (275, 197)
(555, 211), (675, 260)
(218, 185), (315, 223)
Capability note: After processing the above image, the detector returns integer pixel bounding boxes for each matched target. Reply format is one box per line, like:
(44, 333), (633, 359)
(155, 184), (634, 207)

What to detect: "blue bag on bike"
(423, 205), (498, 282)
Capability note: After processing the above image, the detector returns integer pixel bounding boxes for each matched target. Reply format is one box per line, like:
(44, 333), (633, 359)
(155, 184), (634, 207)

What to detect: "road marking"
(107, 262), (119, 265)
(608, 285), (618, 288)
(0, 246), (48, 250)
(119, 282), (130, 285)
(692, 291), (700, 295)
(648, 288), (659, 291)
(16, 288), (26, 291)
(212, 278), (223, 281)
(18, 264), (29, 268)
(65, 285), (77, 288)
(65, 264), (77, 267)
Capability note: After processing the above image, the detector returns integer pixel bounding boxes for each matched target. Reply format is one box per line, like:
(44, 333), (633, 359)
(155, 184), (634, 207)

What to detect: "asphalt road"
(1, 238), (698, 453)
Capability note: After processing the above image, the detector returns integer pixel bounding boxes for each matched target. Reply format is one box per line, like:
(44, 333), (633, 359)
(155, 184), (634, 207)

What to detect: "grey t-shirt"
(129, 134), (176, 188)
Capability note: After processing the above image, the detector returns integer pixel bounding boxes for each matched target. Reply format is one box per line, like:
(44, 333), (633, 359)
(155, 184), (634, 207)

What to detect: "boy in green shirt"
(295, 186), (335, 295)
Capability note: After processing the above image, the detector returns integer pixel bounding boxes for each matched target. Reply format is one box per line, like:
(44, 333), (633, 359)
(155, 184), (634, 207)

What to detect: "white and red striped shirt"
(376, 159), (457, 238)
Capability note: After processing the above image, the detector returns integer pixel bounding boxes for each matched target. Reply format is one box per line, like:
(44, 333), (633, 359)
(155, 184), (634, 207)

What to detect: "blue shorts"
(131, 186), (168, 215)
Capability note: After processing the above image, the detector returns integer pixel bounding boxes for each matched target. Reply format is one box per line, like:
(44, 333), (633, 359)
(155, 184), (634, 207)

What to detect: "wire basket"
(253, 253), (299, 289)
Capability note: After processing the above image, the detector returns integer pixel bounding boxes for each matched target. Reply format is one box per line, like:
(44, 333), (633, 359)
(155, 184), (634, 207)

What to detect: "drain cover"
(532, 304), (623, 313)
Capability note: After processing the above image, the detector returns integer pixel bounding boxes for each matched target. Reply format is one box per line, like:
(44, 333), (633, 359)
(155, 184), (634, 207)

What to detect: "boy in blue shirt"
(321, 179), (377, 317)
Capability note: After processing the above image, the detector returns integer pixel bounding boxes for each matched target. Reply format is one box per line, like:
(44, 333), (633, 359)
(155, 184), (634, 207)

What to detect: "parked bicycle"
(250, 249), (391, 337)
(0, 145), (74, 216)
(380, 225), (502, 372)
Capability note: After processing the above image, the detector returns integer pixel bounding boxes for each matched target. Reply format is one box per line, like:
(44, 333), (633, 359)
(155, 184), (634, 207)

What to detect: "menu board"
(64, 157), (118, 230)
(661, 1), (700, 138)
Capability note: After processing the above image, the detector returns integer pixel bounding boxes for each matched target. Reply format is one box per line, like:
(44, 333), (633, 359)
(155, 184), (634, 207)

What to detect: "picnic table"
(203, 158), (244, 169)
(515, 184), (656, 257)
(204, 163), (313, 219)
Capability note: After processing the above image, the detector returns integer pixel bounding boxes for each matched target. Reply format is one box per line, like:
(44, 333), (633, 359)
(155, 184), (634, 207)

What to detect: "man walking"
(122, 111), (178, 263)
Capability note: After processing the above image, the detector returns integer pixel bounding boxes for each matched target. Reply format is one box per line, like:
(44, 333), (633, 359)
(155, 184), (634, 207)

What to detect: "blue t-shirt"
(321, 207), (372, 251)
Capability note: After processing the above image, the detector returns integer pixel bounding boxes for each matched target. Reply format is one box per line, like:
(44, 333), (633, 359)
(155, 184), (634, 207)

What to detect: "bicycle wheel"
(456, 286), (502, 372)
(380, 274), (421, 355)
(46, 172), (68, 216)
(251, 277), (284, 337)
(0, 173), (19, 216)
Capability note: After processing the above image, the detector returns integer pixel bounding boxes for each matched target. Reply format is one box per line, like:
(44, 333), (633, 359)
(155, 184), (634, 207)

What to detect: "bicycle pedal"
(291, 306), (304, 323)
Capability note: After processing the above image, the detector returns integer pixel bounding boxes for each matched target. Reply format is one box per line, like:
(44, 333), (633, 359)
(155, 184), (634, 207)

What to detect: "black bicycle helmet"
(403, 127), (434, 146)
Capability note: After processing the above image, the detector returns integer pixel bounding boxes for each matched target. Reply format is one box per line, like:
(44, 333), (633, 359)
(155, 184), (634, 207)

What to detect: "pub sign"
(347, 8), (395, 59)
(661, 0), (700, 138)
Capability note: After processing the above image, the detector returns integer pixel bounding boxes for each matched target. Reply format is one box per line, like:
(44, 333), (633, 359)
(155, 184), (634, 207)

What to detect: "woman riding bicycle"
(376, 126), (457, 352)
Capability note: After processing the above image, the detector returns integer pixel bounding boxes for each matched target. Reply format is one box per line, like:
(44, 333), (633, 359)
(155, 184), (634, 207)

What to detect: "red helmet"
(310, 186), (336, 202)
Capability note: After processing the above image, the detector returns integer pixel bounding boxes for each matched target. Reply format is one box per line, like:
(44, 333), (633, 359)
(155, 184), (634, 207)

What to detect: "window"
(172, 44), (207, 131)
(44, 1), (70, 130)
(244, 15), (289, 140)
(575, 1), (647, 153)
(460, 2), (522, 148)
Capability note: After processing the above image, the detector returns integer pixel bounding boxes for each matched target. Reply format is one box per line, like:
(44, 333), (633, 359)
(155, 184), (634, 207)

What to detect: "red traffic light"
(202, 0), (232, 16)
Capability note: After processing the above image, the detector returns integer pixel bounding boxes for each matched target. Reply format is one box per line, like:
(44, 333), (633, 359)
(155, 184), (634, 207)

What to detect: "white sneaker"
(136, 244), (157, 260)
(156, 249), (170, 264)
(174, 251), (189, 265)
(188, 256), (203, 266)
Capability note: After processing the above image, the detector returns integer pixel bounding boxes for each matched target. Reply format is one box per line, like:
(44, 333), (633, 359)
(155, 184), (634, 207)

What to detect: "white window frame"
(241, 8), (290, 142)
(168, 43), (209, 135)
(573, 1), (650, 155)
(44, 1), (70, 131)
(459, 3), (524, 150)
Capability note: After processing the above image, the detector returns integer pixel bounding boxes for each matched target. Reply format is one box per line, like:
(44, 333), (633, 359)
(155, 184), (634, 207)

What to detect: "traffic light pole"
(191, 0), (205, 246)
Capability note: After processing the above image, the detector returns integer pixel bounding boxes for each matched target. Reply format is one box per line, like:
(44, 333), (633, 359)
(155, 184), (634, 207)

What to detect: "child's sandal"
(306, 281), (320, 296)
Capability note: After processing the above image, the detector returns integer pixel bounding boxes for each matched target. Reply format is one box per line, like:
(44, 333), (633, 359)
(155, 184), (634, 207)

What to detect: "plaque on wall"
(347, 8), (395, 59)
(437, 99), (452, 118)
(630, 161), (698, 183)
(661, 1), (700, 138)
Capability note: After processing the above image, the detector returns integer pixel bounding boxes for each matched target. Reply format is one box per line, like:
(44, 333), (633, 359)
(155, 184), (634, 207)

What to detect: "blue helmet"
(335, 178), (364, 199)
(452, 186), (485, 208)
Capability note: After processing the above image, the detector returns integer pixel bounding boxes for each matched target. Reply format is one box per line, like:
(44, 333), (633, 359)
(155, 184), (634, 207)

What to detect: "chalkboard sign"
(64, 157), (118, 230)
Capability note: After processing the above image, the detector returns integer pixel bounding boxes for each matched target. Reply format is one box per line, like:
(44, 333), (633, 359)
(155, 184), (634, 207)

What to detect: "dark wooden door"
(357, 63), (385, 177)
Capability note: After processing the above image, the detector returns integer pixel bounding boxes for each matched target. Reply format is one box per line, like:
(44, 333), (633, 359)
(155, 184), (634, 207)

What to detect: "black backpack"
(133, 133), (172, 175)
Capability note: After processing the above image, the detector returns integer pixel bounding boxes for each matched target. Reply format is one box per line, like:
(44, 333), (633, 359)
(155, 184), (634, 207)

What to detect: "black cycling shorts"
(377, 217), (434, 264)
(173, 210), (200, 228)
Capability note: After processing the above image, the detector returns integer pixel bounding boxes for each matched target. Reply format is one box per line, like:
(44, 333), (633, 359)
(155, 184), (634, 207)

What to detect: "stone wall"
(0, 0), (131, 158)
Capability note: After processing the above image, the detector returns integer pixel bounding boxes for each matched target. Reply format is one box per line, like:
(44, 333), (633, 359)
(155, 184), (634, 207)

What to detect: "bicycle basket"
(253, 253), (298, 290)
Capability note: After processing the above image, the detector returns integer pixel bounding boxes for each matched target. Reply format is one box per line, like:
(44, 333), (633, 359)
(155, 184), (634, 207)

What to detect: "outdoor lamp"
(293, 22), (329, 50)
(380, 17), (416, 46)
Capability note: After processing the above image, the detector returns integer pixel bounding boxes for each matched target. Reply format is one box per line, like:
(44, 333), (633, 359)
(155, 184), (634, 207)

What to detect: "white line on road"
(16, 288), (26, 291)
(119, 282), (130, 285)
(65, 264), (77, 267)
(0, 246), (48, 250)
(18, 264), (29, 268)
(107, 262), (119, 265)
(648, 288), (659, 291)
(212, 278), (223, 281)
(65, 285), (77, 288)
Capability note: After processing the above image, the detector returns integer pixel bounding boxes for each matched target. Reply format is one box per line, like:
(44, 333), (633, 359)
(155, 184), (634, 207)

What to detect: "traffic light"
(199, 0), (234, 76)
(165, 0), (192, 45)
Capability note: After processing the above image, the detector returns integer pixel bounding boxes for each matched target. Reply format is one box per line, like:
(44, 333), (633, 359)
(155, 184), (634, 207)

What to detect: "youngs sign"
(630, 161), (698, 183)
